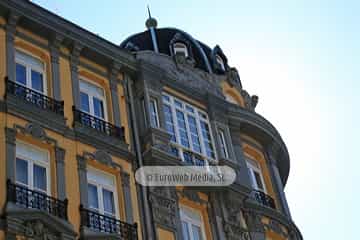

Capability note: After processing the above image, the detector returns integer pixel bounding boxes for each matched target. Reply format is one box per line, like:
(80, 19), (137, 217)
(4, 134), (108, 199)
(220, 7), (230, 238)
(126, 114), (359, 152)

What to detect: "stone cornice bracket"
(70, 41), (84, 67)
(5, 11), (21, 37)
(120, 171), (130, 187)
(109, 61), (122, 87)
(49, 33), (65, 60)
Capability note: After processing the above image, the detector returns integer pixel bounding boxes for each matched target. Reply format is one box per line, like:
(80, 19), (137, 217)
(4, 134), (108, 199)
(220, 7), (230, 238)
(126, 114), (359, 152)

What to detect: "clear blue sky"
(32, 0), (359, 239)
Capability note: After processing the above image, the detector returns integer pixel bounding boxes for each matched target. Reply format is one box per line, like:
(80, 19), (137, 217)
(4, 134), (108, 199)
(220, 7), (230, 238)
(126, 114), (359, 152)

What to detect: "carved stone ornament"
(177, 188), (205, 205)
(226, 67), (242, 89)
(25, 122), (46, 140)
(223, 222), (250, 240)
(24, 220), (59, 240)
(149, 187), (177, 230)
(240, 89), (258, 111)
(83, 150), (114, 167)
(243, 211), (265, 233)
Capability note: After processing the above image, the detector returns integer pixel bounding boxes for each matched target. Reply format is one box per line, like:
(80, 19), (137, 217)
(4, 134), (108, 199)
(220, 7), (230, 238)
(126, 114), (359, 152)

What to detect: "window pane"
(16, 158), (28, 185)
(163, 105), (176, 142)
(15, 64), (26, 85)
(149, 99), (159, 127)
(192, 225), (203, 240)
(254, 171), (264, 191)
(31, 70), (44, 92)
(182, 221), (190, 240)
(187, 115), (201, 153)
(80, 92), (90, 113)
(200, 121), (215, 159)
(219, 130), (228, 158)
(88, 184), (99, 210)
(102, 189), (115, 215)
(33, 164), (47, 192)
(176, 110), (189, 148)
(93, 97), (105, 119)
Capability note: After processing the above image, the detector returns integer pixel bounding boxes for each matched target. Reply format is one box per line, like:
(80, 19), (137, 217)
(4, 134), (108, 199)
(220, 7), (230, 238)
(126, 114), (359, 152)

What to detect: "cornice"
(0, 0), (137, 73)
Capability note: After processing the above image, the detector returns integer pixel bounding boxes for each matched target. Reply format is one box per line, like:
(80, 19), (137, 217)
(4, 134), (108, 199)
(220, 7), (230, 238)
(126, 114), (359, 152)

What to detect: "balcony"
(6, 180), (68, 220)
(5, 77), (64, 115)
(80, 206), (138, 239)
(251, 190), (276, 209)
(73, 107), (125, 141)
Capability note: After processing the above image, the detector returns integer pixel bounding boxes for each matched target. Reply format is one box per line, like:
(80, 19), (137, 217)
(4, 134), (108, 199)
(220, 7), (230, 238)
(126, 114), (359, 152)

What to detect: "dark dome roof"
(120, 27), (228, 74)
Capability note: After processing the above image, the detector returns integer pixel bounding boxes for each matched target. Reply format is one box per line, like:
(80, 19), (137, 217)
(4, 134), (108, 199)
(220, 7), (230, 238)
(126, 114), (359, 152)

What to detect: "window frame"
(79, 78), (108, 121)
(180, 205), (207, 240)
(15, 49), (47, 94)
(149, 98), (160, 128)
(218, 129), (229, 159)
(246, 159), (267, 193)
(87, 167), (120, 219)
(162, 93), (217, 165)
(173, 42), (189, 58)
(15, 141), (51, 195)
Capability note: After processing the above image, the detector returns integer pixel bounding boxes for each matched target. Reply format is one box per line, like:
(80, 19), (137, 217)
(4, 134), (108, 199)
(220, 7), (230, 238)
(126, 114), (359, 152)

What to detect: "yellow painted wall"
(157, 227), (175, 240)
(0, 26), (141, 239)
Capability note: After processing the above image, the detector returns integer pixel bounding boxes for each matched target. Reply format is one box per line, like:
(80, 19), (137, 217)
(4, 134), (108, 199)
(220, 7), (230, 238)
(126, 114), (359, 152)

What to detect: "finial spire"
(145, 5), (157, 29)
(147, 5), (152, 19)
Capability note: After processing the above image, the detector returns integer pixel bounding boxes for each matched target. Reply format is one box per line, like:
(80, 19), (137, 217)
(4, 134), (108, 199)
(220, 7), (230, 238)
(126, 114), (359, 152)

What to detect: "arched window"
(216, 54), (225, 71)
(173, 42), (188, 57)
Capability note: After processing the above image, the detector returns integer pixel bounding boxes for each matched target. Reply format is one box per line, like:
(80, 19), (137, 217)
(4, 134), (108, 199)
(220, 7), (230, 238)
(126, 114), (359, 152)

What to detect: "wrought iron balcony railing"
(252, 190), (276, 209)
(80, 206), (138, 239)
(6, 180), (68, 220)
(5, 77), (64, 115)
(73, 107), (125, 141)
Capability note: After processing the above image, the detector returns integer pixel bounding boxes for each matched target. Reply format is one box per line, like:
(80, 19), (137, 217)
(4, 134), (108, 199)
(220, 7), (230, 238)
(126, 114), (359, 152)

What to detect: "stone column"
(228, 122), (253, 189)
(77, 155), (88, 207)
(120, 171), (133, 223)
(267, 144), (292, 219)
(109, 62), (122, 127)
(49, 34), (64, 100)
(5, 12), (20, 81)
(55, 147), (66, 200)
(5, 128), (16, 182)
(70, 42), (83, 109)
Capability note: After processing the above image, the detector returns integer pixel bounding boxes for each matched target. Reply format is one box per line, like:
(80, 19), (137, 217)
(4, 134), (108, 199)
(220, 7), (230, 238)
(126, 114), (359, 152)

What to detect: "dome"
(120, 27), (229, 75)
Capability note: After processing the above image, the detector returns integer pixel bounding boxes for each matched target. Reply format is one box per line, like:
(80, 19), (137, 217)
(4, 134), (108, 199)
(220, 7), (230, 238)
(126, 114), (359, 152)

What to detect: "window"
(80, 79), (107, 120)
(15, 50), (46, 93)
(246, 159), (266, 192)
(149, 98), (160, 128)
(162, 93), (216, 165)
(15, 142), (50, 194)
(173, 42), (189, 58)
(87, 168), (118, 218)
(218, 129), (229, 158)
(215, 54), (225, 71)
(180, 206), (206, 240)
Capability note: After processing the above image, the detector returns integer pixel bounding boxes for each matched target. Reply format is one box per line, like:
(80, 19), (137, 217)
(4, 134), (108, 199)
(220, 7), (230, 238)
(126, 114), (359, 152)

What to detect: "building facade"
(0, 1), (302, 240)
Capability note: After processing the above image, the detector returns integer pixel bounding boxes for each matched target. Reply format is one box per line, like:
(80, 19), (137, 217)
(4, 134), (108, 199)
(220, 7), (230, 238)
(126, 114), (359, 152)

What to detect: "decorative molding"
(149, 187), (178, 231)
(83, 150), (115, 168)
(243, 210), (265, 233)
(177, 188), (206, 205)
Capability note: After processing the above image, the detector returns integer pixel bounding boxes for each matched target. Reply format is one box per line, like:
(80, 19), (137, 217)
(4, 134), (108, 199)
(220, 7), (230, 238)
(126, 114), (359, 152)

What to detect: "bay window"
(180, 206), (206, 240)
(15, 50), (46, 94)
(87, 168), (119, 218)
(162, 93), (216, 165)
(15, 142), (50, 194)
